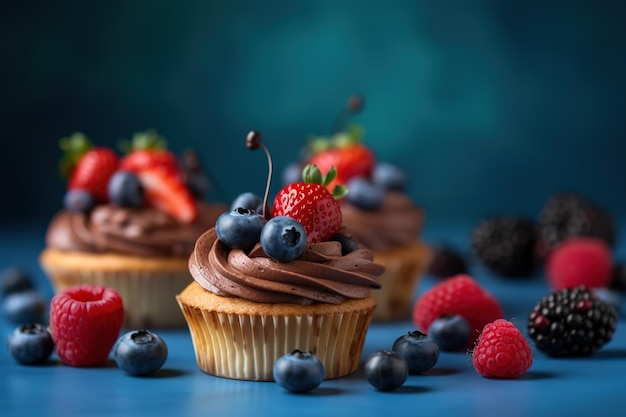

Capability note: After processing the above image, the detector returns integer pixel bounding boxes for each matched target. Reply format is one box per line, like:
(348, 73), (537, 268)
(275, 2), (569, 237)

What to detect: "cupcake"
(298, 96), (431, 321)
(39, 131), (227, 328)
(177, 131), (384, 381)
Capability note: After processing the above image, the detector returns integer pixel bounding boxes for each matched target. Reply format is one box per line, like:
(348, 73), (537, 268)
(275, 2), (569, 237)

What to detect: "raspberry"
(472, 319), (532, 379)
(49, 284), (124, 367)
(413, 274), (504, 347)
(470, 217), (536, 277)
(546, 237), (612, 290)
(536, 193), (615, 259)
(527, 286), (617, 357)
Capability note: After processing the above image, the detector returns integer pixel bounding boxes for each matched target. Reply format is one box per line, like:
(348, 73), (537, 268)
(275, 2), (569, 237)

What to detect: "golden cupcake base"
(176, 281), (376, 381)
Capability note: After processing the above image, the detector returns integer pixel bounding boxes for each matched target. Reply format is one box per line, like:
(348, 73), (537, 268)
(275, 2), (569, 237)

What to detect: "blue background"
(2, 0), (625, 227)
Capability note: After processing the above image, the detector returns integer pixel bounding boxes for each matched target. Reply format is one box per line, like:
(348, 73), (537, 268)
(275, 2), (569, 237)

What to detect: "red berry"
(472, 319), (532, 379)
(412, 274), (504, 347)
(272, 182), (342, 243)
(119, 149), (181, 177)
(546, 237), (612, 290)
(49, 284), (124, 367)
(68, 148), (119, 202)
(309, 143), (375, 189)
(137, 166), (198, 224)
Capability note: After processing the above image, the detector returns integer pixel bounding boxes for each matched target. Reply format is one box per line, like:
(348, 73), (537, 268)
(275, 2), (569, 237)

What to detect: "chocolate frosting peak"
(189, 228), (383, 305)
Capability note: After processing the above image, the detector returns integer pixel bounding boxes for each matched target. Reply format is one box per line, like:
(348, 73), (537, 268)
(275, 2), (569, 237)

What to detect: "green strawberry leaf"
(118, 129), (167, 154)
(58, 132), (93, 178)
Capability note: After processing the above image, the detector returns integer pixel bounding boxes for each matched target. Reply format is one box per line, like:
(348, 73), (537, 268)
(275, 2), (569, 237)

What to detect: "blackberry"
(527, 286), (617, 357)
(470, 217), (536, 277)
(536, 193), (616, 259)
(609, 262), (626, 293)
(427, 245), (467, 279)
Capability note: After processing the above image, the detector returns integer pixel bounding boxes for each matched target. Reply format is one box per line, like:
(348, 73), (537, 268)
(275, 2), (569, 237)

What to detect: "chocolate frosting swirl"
(189, 228), (383, 305)
(45, 202), (228, 257)
(340, 191), (425, 251)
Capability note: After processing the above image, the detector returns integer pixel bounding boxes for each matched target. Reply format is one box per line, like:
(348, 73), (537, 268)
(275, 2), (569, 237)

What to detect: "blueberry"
(260, 216), (307, 262)
(329, 232), (359, 255)
(392, 330), (439, 374)
(230, 192), (264, 213)
(215, 208), (267, 252)
(7, 323), (54, 365)
(1, 266), (34, 297)
(346, 177), (384, 210)
(113, 329), (168, 376)
(372, 162), (407, 191)
(63, 189), (95, 213)
(363, 349), (408, 391)
(273, 349), (324, 393)
(2, 290), (47, 325)
(108, 171), (145, 208)
(185, 172), (211, 199)
(428, 314), (471, 352)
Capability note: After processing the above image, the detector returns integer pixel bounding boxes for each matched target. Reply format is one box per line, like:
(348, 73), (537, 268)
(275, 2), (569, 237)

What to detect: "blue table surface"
(1, 221), (625, 417)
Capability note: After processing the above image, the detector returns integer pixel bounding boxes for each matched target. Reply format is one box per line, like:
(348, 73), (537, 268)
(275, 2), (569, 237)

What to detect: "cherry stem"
(331, 94), (363, 134)
(246, 130), (272, 219)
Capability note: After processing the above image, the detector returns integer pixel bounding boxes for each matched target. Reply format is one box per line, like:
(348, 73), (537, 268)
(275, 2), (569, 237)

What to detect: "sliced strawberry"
(119, 149), (181, 176)
(137, 167), (198, 224)
(68, 147), (119, 202)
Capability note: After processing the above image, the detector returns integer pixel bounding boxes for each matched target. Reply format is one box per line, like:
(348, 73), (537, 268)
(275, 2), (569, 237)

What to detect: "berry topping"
(260, 216), (308, 262)
(427, 245), (467, 279)
(2, 290), (47, 325)
(363, 349), (408, 391)
(392, 330), (440, 374)
(7, 323), (54, 365)
(536, 193), (616, 258)
(527, 286), (617, 357)
(371, 162), (407, 191)
(273, 350), (324, 393)
(471, 216), (537, 277)
(272, 165), (346, 243)
(137, 167), (198, 224)
(309, 141), (376, 190)
(63, 189), (96, 213)
(113, 329), (168, 376)
(230, 192), (264, 213)
(472, 319), (532, 379)
(215, 208), (267, 252)
(413, 274), (504, 347)
(328, 230), (359, 255)
(107, 171), (145, 208)
(1, 266), (34, 297)
(546, 237), (612, 290)
(118, 130), (181, 176)
(180, 149), (212, 199)
(345, 177), (384, 210)
(67, 147), (120, 203)
(428, 313), (472, 352)
(49, 284), (124, 367)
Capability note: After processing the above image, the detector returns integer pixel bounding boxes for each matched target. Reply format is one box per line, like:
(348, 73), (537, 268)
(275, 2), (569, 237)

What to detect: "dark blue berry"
(2, 290), (46, 325)
(185, 172), (211, 199)
(1, 266), (34, 297)
(260, 216), (307, 262)
(392, 330), (439, 374)
(273, 350), (324, 393)
(7, 323), (54, 365)
(230, 192), (264, 213)
(428, 314), (471, 352)
(346, 177), (384, 210)
(329, 233), (359, 255)
(372, 162), (406, 191)
(63, 189), (95, 213)
(113, 329), (168, 376)
(215, 208), (267, 252)
(108, 171), (145, 208)
(363, 349), (408, 391)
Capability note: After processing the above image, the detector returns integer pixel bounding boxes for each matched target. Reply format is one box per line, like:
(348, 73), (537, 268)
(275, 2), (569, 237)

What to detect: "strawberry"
(68, 147), (119, 202)
(412, 274), (504, 347)
(137, 166), (197, 224)
(472, 319), (532, 379)
(118, 129), (181, 176)
(272, 164), (347, 243)
(49, 284), (124, 367)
